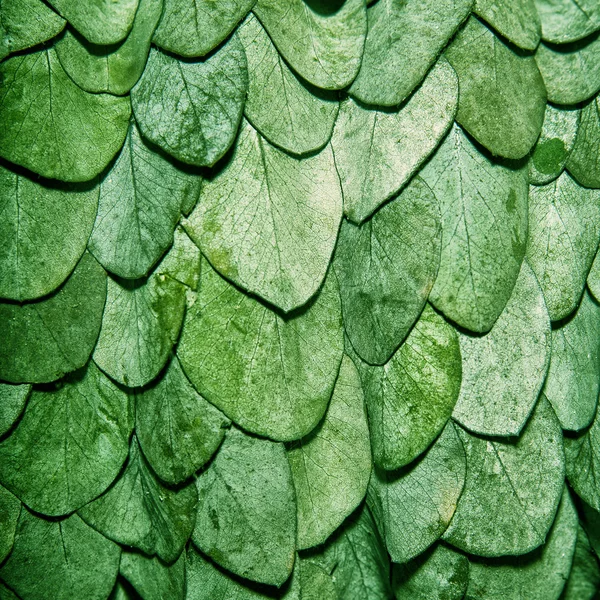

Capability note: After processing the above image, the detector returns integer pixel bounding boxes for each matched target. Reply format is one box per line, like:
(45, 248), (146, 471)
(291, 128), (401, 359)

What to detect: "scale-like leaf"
(131, 39), (247, 167)
(354, 304), (461, 470)
(287, 356), (371, 550)
(185, 119), (342, 312)
(0, 48), (130, 183)
(534, 0), (600, 44)
(369, 422), (466, 564)
(0, 510), (120, 600)
(0, 163), (98, 301)
(333, 177), (441, 364)
(562, 525), (600, 600)
(452, 261), (551, 437)
(55, 0), (162, 96)
(332, 59), (457, 224)
(526, 171), (600, 321)
(154, 0), (255, 57)
(0, 362), (131, 517)
(0, 384), (30, 437)
(253, 0), (367, 91)
(348, 0), (471, 106)
(0, 252), (107, 384)
(120, 551), (185, 600)
(0, 485), (20, 564)
(420, 124), (529, 332)
(238, 14), (338, 156)
(79, 436), (197, 563)
(178, 258), (343, 442)
(444, 16), (546, 159)
(567, 96), (600, 189)
(193, 426), (296, 587)
(443, 396), (565, 557)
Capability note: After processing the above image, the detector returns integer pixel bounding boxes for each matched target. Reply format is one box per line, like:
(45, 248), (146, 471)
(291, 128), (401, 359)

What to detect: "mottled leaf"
(0, 485), (20, 564)
(475, 0), (541, 50)
(534, 0), (600, 44)
(0, 384), (29, 437)
(120, 551), (185, 600)
(561, 525), (600, 600)
(567, 96), (600, 189)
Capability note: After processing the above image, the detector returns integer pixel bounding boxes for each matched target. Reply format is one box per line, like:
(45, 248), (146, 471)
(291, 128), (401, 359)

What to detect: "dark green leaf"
(534, 0), (600, 44)
(0, 485), (20, 564)
(120, 550), (185, 600)
(445, 16), (546, 159)
(567, 96), (600, 189)
(0, 252), (107, 384)
(0, 384), (30, 437)
(0, 583), (19, 600)
(561, 525), (600, 600)
(131, 39), (247, 167)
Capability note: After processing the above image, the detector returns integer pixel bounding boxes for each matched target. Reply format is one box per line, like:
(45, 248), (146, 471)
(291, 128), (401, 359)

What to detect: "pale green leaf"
(0, 252), (107, 384)
(0, 510), (120, 600)
(192, 426), (296, 587)
(567, 96), (600, 189)
(420, 124), (529, 332)
(348, 0), (472, 106)
(88, 122), (200, 280)
(332, 59), (457, 224)
(55, 0), (162, 96)
(120, 551), (185, 600)
(178, 257), (343, 442)
(287, 355), (371, 550)
(589, 246), (600, 301)
(445, 16), (547, 159)
(561, 525), (600, 600)
(369, 422), (466, 564)
(0, 162), (98, 301)
(79, 436), (197, 563)
(475, 0), (541, 50)
(48, 0), (139, 45)
(136, 356), (230, 485)
(392, 543), (469, 600)
(544, 290), (600, 430)
(131, 39), (247, 167)
(0, 384), (29, 437)
(0, 362), (131, 517)
(443, 397), (565, 557)
(534, 0), (600, 44)
(238, 14), (338, 156)
(333, 177), (441, 364)
(156, 226), (202, 290)
(526, 171), (600, 321)
(465, 487), (578, 600)
(0, 485), (20, 564)
(184, 119), (342, 312)
(354, 304), (461, 470)
(0, 48), (130, 183)
(154, 0), (255, 57)
(253, 0), (367, 90)
(452, 260), (551, 437)
(536, 34), (600, 105)
(530, 104), (580, 185)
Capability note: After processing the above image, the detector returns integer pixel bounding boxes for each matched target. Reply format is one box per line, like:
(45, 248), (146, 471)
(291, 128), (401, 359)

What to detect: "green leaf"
(287, 355), (371, 550)
(0, 252), (107, 384)
(93, 230), (198, 388)
(543, 290), (600, 430)
(192, 426), (296, 587)
(589, 247), (600, 301)
(443, 396), (565, 557)
(0, 510), (120, 600)
(0, 362), (131, 517)
(526, 171), (600, 321)
(444, 16), (547, 159)
(238, 14), (338, 156)
(333, 177), (441, 364)
(120, 551), (185, 600)
(88, 122), (200, 280)
(536, 35), (600, 105)
(0, 48), (130, 183)
(534, 0), (600, 44)
(420, 124), (529, 333)
(0, 485), (20, 564)
(178, 257), (343, 442)
(567, 96), (600, 189)
(0, 384), (29, 437)
(331, 59), (457, 224)
(530, 104), (580, 185)
(0, 583), (19, 600)
(131, 39), (248, 167)
(452, 260), (551, 437)
(0, 162), (99, 301)
(136, 356), (230, 485)
(79, 436), (197, 563)
(55, 0), (162, 96)
(353, 304), (461, 470)
(154, 0), (255, 57)
(253, 0), (366, 91)
(348, 0), (472, 106)
(392, 543), (469, 600)
(48, 0), (139, 45)
(474, 0), (541, 50)
(464, 487), (578, 600)
(368, 422), (466, 564)
(0, 0), (65, 59)
(184, 119), (342, 312)
(561, 525), (600, 600)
